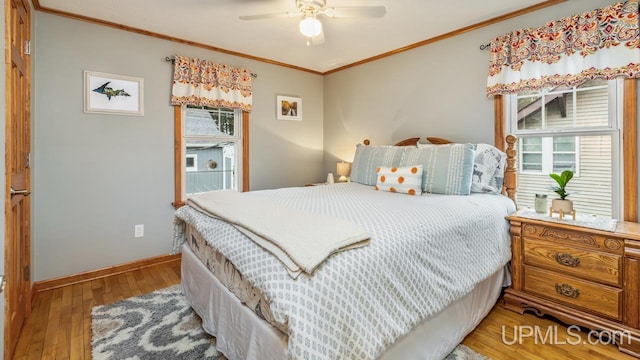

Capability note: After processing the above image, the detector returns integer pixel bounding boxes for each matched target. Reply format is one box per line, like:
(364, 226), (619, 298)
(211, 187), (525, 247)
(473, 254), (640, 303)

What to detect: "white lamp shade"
(299, 16), (322, 37)
(336, 162), (350, 182)
(336, 162), (350, 176)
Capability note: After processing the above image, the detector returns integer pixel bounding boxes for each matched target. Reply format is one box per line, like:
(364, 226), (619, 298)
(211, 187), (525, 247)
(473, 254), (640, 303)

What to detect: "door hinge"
(24, 40), (31, 55)
(23, 265), (29, 281)
(26, 152), (31, 168)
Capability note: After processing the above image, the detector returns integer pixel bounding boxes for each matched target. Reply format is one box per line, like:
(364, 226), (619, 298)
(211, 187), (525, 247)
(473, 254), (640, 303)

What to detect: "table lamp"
(336, 161), (351, 182)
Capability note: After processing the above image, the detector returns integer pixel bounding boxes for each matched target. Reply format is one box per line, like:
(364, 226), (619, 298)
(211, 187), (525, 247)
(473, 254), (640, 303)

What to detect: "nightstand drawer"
(523, 266), (622, 321)
(521, 223), (624, 255)
(523, 238), (621, 287)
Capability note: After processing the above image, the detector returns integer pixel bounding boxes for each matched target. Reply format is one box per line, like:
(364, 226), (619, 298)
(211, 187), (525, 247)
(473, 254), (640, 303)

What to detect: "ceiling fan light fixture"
(299, 16), (322, 37)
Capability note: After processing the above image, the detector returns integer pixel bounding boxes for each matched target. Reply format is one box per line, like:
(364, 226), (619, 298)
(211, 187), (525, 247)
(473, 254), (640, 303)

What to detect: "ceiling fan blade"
(324, 6), (386, 18)
(239, 11), (301, 21)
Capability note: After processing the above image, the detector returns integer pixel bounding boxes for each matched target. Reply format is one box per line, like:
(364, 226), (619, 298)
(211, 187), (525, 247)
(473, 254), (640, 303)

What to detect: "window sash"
(519, 136), (578, 175)
(511, 80), (617, 136)
(182, 107), (242, 196)
(507, 78), (623, 219)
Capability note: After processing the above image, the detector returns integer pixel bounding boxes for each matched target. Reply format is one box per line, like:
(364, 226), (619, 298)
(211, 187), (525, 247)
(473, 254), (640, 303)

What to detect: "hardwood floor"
(12, 259), (634, 359)
(462, 300), (635, 360)
(12, 260), (181, 360)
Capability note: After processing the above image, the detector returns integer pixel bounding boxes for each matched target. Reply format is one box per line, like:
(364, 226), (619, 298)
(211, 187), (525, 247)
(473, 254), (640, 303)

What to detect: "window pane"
(186, 142), (237, 194)
(553, 137), (575, 152)
(522, 154), (542, 171)
(517, 135), (612, 217)
(553, 154), (575, 172)
(545, 91), (572, 129)
(575, 86), (609, 127)
(516, 80), (609, 132)
(185, 107), (235, 137)
(218, 110), (235, 136)
(522, 137), (542, 152)
(517, 95), (542, 130)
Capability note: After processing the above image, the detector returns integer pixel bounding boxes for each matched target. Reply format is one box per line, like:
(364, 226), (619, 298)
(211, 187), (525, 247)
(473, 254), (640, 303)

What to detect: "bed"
(172, 135), (518, 360)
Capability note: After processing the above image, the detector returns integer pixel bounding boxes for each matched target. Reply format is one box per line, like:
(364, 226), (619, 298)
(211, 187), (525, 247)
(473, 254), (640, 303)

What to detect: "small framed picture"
(276, 95), (302, 121)
(84, 71), (144, 116)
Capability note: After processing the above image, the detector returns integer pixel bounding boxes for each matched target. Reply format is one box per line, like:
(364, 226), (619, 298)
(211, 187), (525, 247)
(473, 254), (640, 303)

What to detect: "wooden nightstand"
(504, 213), (640, 357)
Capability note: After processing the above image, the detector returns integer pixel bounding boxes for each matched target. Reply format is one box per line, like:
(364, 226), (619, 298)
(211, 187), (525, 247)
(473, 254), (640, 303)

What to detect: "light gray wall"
(33, 13), (323, 281)
(323, 0), (618, 171)
(30, 0), (639, 281)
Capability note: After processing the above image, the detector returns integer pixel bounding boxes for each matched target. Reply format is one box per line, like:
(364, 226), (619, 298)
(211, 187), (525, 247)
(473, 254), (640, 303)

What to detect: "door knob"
(10, 187), (30, 197)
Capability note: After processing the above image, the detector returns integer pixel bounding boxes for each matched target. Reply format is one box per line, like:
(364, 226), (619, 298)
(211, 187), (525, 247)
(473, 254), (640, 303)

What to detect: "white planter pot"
(551, 199), (573, 213)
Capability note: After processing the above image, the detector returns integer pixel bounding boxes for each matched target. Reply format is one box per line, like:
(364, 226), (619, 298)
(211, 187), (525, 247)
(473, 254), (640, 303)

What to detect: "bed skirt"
(181, 243), (506, 360)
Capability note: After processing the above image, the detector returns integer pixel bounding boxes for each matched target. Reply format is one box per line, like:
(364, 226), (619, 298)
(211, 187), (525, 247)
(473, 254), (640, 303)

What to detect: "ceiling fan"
(239, 0), (386, 45)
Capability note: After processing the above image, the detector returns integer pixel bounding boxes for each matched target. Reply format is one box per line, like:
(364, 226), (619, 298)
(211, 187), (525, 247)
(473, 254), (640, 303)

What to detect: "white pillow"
(374, 165), (423, 195)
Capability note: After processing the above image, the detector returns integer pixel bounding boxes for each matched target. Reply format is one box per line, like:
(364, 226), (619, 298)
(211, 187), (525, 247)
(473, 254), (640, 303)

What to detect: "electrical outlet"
(134, 224), (144, 238)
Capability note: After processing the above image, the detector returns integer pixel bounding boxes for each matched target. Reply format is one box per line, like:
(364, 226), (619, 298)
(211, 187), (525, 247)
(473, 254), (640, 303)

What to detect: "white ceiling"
(38, 0), (551, 73)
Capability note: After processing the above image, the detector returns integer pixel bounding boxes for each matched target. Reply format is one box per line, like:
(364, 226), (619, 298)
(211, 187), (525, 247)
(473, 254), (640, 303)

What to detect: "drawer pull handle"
(555, 283), (580, 298)
(555, 253), (580, 267)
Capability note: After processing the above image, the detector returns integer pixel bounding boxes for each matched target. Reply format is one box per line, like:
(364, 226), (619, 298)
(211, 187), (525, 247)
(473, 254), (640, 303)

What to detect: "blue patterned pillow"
(400, 143), (475, 195)
(350, 144), (406, 186)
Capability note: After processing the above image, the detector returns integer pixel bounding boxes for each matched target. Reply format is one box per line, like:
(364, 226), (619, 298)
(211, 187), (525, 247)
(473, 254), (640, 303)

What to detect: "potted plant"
(549, 170), (574, 214)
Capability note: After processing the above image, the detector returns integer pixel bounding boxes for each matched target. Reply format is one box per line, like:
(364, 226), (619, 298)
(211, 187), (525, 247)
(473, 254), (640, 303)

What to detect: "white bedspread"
(172, 182), (515, 360)
(187, 190), (370, 278)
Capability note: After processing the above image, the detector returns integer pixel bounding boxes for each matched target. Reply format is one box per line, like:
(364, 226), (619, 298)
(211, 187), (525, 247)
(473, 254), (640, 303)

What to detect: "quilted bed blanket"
(187, 189), (370, 278)
(172, 182), (515, 360)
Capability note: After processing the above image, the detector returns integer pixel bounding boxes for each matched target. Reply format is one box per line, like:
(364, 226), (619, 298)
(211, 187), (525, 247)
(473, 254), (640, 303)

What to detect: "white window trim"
(505, 78), (624, 219)
(182, 107), (242, 196)
(185, 154), (197, 172)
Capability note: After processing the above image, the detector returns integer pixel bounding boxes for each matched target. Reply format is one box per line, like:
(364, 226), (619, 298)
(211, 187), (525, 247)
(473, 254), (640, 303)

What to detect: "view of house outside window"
(184, 106), (241, 195)
(508, 79), (622, 218)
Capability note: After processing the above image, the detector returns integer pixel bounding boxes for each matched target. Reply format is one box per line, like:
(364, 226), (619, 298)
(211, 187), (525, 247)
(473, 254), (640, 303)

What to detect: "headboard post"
(504, 134), (518, 205)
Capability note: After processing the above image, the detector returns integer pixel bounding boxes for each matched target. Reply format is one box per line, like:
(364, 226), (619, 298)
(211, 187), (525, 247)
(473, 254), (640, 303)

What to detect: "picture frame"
(84, 71), (144, 116)
(276, 95), (302, 121)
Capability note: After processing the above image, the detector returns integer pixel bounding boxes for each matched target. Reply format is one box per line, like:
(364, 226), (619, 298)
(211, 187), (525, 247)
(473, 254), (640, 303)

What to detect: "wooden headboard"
(362, 135), (518, 204)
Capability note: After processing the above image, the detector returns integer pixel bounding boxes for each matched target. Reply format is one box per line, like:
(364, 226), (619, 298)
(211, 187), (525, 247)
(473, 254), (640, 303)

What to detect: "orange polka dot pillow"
(374, 165), (423, 195)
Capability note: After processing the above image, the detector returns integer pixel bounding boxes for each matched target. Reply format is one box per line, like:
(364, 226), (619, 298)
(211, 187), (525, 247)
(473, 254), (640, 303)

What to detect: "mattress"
(173, 182), (516, 359)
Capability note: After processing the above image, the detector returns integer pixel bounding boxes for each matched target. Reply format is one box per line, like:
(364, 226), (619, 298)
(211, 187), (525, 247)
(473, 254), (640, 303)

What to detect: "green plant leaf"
(561, 170), (573, 184)
(549, 173), (564, 186)
(549, 170), (573, 200)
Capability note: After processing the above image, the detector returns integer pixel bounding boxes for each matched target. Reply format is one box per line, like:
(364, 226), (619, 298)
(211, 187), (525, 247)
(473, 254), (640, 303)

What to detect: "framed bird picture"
(84, 70), (144, 116)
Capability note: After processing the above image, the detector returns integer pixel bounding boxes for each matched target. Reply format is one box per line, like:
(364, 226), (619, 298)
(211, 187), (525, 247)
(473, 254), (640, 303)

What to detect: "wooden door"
(5, 0), (31, 357)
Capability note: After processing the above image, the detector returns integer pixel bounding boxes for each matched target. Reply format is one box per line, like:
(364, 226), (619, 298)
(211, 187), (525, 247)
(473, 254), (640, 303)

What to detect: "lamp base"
(337, 175), (348, 182)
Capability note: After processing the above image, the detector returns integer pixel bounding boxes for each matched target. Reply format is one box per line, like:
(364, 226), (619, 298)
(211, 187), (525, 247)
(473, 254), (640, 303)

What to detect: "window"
(184, 106), (241, 195)
(174, 106), (249, 207)
(520, 137), (578, 174)
(507, 79), (622, 218)
(185, 154), (197, 172)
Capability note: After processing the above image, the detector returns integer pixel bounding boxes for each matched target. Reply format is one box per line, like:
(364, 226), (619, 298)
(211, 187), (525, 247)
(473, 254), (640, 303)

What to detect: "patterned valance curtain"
(171, 55), (253, 112)
(487, 0), (640, 96)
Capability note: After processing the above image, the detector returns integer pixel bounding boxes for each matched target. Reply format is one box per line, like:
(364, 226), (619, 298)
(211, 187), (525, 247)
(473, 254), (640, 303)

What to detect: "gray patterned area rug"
(91, 285), (489, 360)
